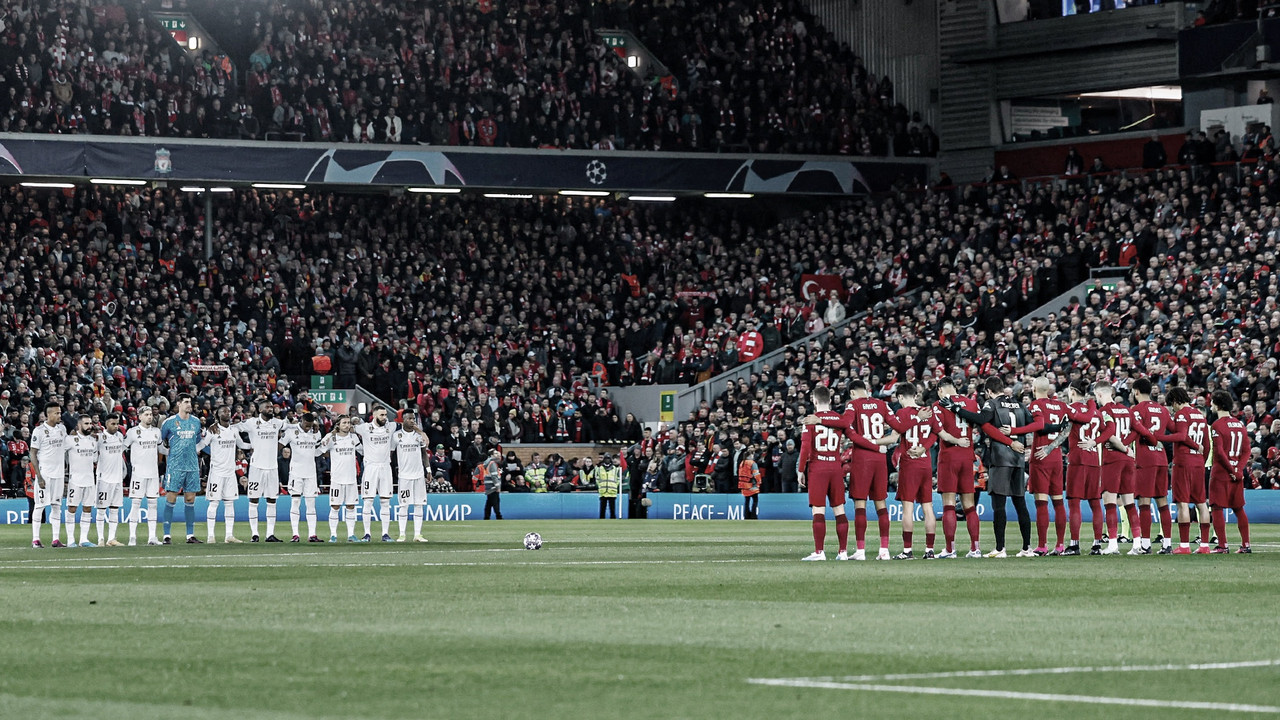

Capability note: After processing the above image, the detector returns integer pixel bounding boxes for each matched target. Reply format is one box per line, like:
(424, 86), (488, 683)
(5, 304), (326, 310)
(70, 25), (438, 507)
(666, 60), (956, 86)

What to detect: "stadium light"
(408, 187), (462, 193)
(483, 192), (534, 199)
(209, 187), (234, 193)
(627, 55), (640, 68)
(180, 186), (207, 192)
(558, 190), (609, 197)
(704, 192), (754, 199)
(628, 195), (676, 202)
(187, 36), (200, 51)
(20, 181), (75, 188)
(252, 183), (306, 189)
(90, 178), (147, 186)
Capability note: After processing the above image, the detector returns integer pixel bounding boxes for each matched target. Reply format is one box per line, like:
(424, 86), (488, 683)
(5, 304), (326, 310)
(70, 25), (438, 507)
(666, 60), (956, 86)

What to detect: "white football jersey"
(66, 433), (99, 486)
(355, 421), (396, 465)
(323, 433), (361, 484)
(237, 416), (285, 470)
(394, 429), (427, 479)
(200, 424), (243, 478)
(96, 431), (127, 483)
(282, 427), (322, 479)
(124, 425), (162, 478)
(30, 422), (68, 478)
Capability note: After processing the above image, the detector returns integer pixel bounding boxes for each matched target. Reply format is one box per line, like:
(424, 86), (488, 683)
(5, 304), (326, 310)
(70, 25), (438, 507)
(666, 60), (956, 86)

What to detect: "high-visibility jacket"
(595, 465), (622, 498)
(738, 458), (762, 496)
(525, 464), (548, 493)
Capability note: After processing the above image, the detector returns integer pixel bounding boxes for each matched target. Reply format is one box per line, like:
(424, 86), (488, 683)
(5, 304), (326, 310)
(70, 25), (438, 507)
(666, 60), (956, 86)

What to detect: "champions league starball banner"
(0, 134), (929, 195)
(3, 491), (1279, 524)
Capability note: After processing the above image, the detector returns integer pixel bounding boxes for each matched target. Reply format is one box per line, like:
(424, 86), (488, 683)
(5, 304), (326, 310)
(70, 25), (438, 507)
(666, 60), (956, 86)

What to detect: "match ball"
(523, 532), (543, 550)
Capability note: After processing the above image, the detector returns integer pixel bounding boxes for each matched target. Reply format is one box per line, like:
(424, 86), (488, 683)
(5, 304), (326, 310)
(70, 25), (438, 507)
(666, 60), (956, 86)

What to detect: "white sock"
(223, 501), (236, 538)
(266, 501), (276, 538)
(32, 506), (43, 542)
(379, 498), (391, 537)
(290, 499), (301, 537)
(51, 504), (62, 543)
(97, 516), (107, 544)
(400, 505), (412, 538)
(362, 498), (374, 536)
(305, 498), (317, 537)
(108, 509), (119, 542)
(414, 506), (423, 537)
(206, 501), (219, 540)
(249, 499), (260, 537)
(128, 501), (139, 540)
(329, 507), (340, 537)
(147, 498), (158, 539)
(346, 508), (357, 538)
(79, 512), (91, 544)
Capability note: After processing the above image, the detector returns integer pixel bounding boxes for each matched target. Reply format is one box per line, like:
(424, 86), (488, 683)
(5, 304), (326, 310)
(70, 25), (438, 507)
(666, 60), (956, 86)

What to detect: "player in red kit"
(1207, 391), (1251, 554)
(1008, 377), (1070, 556)
(1063, 381), (1113, 556)
(1156, 387), (1211, 554)
(1095, 381), (1139, 555)
(1129, 378), (1174, 554)
(797, 386), (850, 561)
(889, 383), (938, 559)
(934, 377), (983, 558)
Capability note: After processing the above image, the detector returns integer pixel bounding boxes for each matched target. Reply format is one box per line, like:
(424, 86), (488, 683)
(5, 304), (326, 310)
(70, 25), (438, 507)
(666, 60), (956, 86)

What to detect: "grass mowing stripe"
(814, 658), (1280, 682)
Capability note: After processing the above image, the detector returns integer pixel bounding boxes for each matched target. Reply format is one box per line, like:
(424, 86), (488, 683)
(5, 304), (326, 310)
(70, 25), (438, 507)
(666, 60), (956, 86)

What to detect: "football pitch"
(2, 521), (1279, 719)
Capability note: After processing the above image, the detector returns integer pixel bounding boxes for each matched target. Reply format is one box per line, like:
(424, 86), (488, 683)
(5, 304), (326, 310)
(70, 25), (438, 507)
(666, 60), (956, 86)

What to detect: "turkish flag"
(800, 274), (844, 301)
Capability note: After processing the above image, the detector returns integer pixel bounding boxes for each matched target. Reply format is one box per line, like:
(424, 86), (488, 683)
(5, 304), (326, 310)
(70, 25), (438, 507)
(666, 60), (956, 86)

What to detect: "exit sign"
(158, 16), (187, 31)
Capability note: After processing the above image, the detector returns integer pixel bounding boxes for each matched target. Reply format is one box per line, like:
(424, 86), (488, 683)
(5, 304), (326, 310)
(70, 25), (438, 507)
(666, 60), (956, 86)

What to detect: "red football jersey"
(798, 410), (846, 474)
(893, 406), (938, 469)
(1099, 402), (1136, 465)
(1131, 400), (1172, 468)
(1210, 416), (1249, 479)
(842, 398), (895, 463)
(935, 395), (979, 461)
(1066, 401), (1111, 468)
(1165, 406), (1209, 464)
(1013, 397), (1069, 455)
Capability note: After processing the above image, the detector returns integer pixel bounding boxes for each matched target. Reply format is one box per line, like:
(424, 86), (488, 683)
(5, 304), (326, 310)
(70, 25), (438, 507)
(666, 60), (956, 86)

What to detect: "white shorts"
(96, 479), (124, 509)
(247, 467), (280, 499)
(35, 476), (66, 508)
(207, 473), (239, 502)
(130, 475), (161, 499)
(67, 484), (95, 508)
(329, 484), (359, 507)
(361, 464), (393, 499)
(288, 475), (320, 498)
(398, 477), (427, 507)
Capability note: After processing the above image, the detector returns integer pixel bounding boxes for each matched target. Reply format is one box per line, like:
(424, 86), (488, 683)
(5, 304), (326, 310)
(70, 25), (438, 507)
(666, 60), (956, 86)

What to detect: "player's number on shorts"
(330, 488), (340, 500)
(399, 489), (411, 501)
(209, 481), (219, 494)
(248, 482), (259, 493)
(814, 426), (840, 453)
(859, 413), (885, 439)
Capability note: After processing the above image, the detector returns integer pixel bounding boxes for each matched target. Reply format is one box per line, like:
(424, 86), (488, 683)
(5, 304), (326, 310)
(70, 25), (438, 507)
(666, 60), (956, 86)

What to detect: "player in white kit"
(29, 402), (68, 548)
(355, 407), (397, 542)
(281, 413), (324, 542)
(320, 415), (362, 542)
(394, 412), (431, 542)
(237, 401), (286, 542)
(124, 406), (163, 545)
(65, 415), (100, 547)
(199, 406), (248, 543)
(94, 413), (127, 547)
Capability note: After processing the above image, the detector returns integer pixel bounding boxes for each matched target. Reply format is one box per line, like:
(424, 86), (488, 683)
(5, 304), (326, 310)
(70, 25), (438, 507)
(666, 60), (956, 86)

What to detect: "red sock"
(1159, 504), (1172, 538)
(1139, 504), (1152, 540)
(855, 508), (867, 550)
(835, 514), (849, 553)
(1199, 522), (1210, 544)
(877, 507), (890, 549)
(1035, 500), (1049, 548)
(925, 532), (935, 551)
(965, 508), (980, 550)
(1105, 503), (1118, 539)
(1052, 499), (1066, 545)
(1069, 498), (1082, 542)
(1178, 522), (1190, 544)
(1089, 499), (1104, 541)
(1124, 504), (1139, 539)
(943, 506), (956, 553)
(1211, 508), (1226, 548)
(902, 529), (913, 549)
(812, 515), (826, 553)
(1237, 508), (1250, 546)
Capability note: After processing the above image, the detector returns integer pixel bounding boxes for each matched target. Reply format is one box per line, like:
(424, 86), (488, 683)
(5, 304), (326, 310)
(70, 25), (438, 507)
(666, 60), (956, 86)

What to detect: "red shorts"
(1208, 469), (1245, 508)
(1171, 464), (1207, 505)
(806, 468), (846, 508)
(1066, 464), (1101, 500)
(1101, 461), (1135, 495)
(850, 459), (888, 502)
(1134, 465), (1169, 499)
(895, 462), (932, 504)
(936, 454), (974, 495)
(1029, 459), (1063, 496)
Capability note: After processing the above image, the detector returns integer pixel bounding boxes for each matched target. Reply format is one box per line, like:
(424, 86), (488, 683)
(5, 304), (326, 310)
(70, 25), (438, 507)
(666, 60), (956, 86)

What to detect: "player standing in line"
(66, 415), (100, 547)
(1156, 387), (1212, 554)
(1129, 379), (1174, 554)
(321, 415), (362, 542)
(1207, 391), (1251, 554)
(124, 406), (163, 546)
(933, 378), (982, 558)
(355, 407), (397, 542)
(281, 413), (324, 543)
(29, 402), (68, 548)
(394, 412), (431, 543)
(1095, 381), (1139, 556)
(94, 413), (127, 547)
(161, 394), (204, 544)
(1008, 378), (1070, 555)
(798, 386), (851, 561)
(889, 383), (938, 560)
(238, 401), (286, 542)
(199, 407), (246, 544)
(1063, 382), (1111, 556)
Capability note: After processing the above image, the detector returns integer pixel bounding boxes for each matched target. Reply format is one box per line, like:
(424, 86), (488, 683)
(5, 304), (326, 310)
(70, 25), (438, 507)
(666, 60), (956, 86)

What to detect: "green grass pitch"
(2, 521), (1279, 719)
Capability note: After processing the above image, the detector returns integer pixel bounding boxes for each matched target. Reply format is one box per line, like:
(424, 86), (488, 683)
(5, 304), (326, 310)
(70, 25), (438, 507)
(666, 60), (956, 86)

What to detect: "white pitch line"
(809, 658), (1280, 683)
(746, 678), (1280, 714)
(6, 558), (772, 571)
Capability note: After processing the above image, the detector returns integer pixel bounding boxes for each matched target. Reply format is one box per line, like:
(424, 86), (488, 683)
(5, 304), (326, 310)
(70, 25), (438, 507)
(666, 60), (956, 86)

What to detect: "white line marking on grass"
(746, 678), (1280, 714)
(812, 658), (1280, 683)
(6, 558), (775, 571)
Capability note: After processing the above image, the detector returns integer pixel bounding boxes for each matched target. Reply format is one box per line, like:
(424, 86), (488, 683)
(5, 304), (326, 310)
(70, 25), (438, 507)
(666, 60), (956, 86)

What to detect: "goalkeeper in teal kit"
(160, 395), (204, 544)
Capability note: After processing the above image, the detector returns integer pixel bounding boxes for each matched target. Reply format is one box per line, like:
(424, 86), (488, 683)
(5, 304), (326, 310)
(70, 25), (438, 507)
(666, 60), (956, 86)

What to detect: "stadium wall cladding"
(1, 493), (1274, 524)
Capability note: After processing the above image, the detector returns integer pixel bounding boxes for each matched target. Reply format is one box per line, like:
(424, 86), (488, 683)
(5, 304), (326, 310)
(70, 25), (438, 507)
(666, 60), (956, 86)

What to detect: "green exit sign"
(601, 35), (627, 49)
(158, 17), (187, 31)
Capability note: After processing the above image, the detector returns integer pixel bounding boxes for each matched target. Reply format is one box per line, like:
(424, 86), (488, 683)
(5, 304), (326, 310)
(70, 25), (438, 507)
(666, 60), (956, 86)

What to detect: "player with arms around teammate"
(797, 385), (851, 560)
(1154, 387), (1211, 554)
(1007, 378), (1070, 556)
(29, 402), (68, 548)
(1129, 378), (1174, 554)
(161, 394), (204, 544)
(1063, 382), (1112, 556)
(65, 415), (100, 547)
(94, 413), (127, 547)
(394, 412), (431, 543)
(237, 400), (286, 542)
(355, 407), (397, 542)
(1095, 381), (1140, 556)
(199, 406), (248, 544)
(321, 415), (362, 542)
(1207, 392), (1251, 554)
(890, 383), (939, 559)
(124, 406), (163, 546)
(933, 378), (983, 558)
(281, 413), (325, 543)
